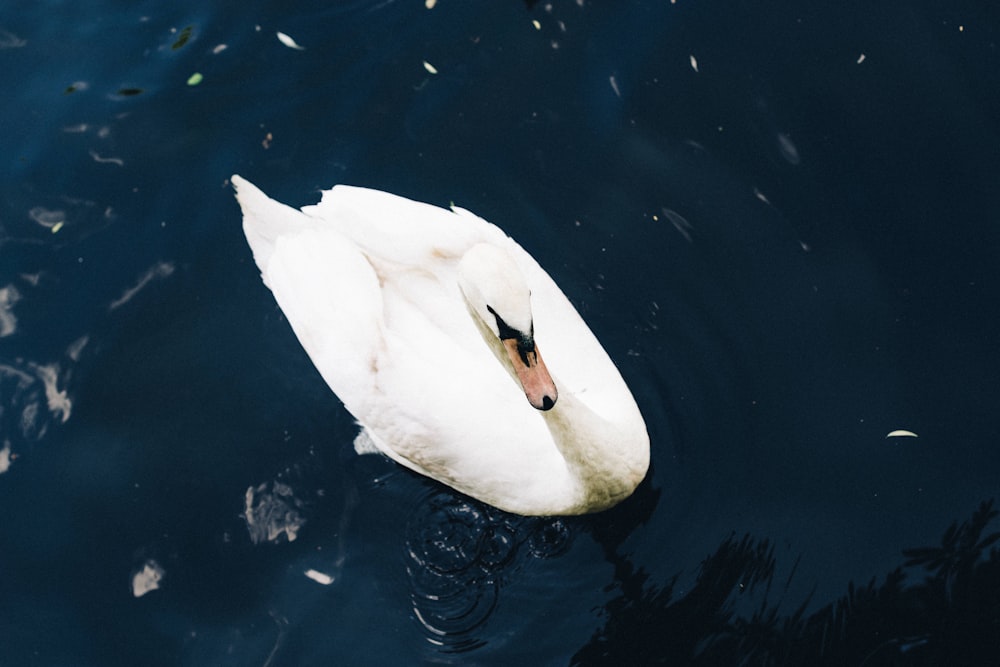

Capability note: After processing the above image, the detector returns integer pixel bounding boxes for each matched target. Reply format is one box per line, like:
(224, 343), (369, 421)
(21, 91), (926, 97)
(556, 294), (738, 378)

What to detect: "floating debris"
(0, 440), (11, 474)
(117, 87), (144, 97)
(108, 261), (175, 311)
(29, 206), (65, 230)
(532, 19), (541, 30)
(276, 31), (305, 50)
(0, 360), (73, 441)
(88, 150), (124, 166)
(211, 43), (227, 54)
(425, 0), (436, 7)
(64, 81), (89, 95)
(0, 285), (21, 337)
(171, 25), (194, 50)
(31, 362), (71, 423)
(187, 72), (203, 86)
(304, 569), (335, 585)
(131, 560), (165, 597)
(886, 430), (919, 438)
(423, 60), (438, 74)
(609, 74), (621, 98)
(776, 132), (800, 165)
(0, 28), (26, 49)
(661, 208), (693, 243)
(857, 53), (866, 64)
(244, 480), (307, 544)
(689, 54), (699, 72)
(66, 335), (89, 363)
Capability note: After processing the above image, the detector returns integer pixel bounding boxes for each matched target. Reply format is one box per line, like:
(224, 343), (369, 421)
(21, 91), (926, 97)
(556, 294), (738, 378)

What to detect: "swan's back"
(301, 184), (510, 267)
(233, 176), (648, 515)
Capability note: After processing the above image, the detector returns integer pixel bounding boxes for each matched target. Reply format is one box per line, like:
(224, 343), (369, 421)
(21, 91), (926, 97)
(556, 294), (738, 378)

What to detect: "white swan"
(232, 175), (649, 515)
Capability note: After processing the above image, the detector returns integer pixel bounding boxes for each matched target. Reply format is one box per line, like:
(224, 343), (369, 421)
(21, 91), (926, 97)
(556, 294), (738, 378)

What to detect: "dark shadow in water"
(573, 499), (1000, 666)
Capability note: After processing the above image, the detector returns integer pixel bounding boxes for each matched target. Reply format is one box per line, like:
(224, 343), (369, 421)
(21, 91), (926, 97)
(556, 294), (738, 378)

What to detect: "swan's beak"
(502, 338), (558, 411)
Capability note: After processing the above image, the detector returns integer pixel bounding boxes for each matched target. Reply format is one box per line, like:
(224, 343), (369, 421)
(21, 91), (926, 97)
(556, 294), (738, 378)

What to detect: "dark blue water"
(2, 1), (999, 664)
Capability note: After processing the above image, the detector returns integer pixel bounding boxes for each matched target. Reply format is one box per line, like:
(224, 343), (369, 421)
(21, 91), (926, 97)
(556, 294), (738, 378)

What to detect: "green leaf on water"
(172, 25), (194, 50)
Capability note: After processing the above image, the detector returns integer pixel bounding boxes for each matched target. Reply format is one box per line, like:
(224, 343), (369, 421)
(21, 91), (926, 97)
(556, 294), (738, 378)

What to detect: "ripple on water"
(403, 490), (574, 652)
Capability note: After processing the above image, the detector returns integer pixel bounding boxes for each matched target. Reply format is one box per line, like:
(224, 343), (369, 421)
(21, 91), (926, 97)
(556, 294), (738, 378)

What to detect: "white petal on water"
(131, 560), (165, 597)
(212, 43), (228, 54)
(857, 53), (866, 64)
(886, 430), (919, 438)
(689, 54), (698, 72)
(304, 569), (335, 585)
(423, 60), (438, 74)
(276, 31), (305, 50)
(425, 0), (436, 8)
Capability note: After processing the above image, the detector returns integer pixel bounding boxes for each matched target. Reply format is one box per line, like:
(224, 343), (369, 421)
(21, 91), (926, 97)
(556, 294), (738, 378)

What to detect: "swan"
(232, 175), (649, 515)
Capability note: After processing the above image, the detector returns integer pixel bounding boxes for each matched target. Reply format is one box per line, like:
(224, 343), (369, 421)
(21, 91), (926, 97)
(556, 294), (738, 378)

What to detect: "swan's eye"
(487, 306), (535, 364)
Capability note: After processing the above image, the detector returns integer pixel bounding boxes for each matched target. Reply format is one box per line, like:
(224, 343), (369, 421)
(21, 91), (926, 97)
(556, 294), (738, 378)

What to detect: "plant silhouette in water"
(574, 500), (1000, 665)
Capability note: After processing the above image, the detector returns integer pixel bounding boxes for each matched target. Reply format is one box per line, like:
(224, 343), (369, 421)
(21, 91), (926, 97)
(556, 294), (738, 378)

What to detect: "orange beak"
(502, 338), (558, 411)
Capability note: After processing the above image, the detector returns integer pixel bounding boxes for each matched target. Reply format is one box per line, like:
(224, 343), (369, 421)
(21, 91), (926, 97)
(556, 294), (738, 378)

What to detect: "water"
(2, 0), (999, 664)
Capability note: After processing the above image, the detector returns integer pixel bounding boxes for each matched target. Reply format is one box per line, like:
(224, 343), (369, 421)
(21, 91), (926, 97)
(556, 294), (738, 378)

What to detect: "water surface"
(1, 1), (998, 664)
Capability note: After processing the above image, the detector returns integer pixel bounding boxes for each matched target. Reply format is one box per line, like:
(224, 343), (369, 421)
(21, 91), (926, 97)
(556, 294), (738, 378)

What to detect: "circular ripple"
(527, 518), (572, 559)
(403, 490), (575, 652)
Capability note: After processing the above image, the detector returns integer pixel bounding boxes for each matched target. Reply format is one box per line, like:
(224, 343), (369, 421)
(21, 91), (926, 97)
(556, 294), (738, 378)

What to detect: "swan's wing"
(234, 175), (384, 419)
(365, 323), (576, 513)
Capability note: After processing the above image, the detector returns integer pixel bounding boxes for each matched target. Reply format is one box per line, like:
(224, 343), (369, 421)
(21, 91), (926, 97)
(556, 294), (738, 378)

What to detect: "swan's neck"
(539, 380), (647, 513)
(469, 303), (647, 512)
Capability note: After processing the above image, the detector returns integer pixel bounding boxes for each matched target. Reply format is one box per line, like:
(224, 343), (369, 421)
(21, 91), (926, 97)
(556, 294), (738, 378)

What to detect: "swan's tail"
(232, 174), (314, 278)
(232, 174), (386, 420)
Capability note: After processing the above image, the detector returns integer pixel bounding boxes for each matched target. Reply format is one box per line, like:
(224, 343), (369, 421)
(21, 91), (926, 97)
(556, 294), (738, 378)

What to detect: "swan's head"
(457, 243), (558, 411)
